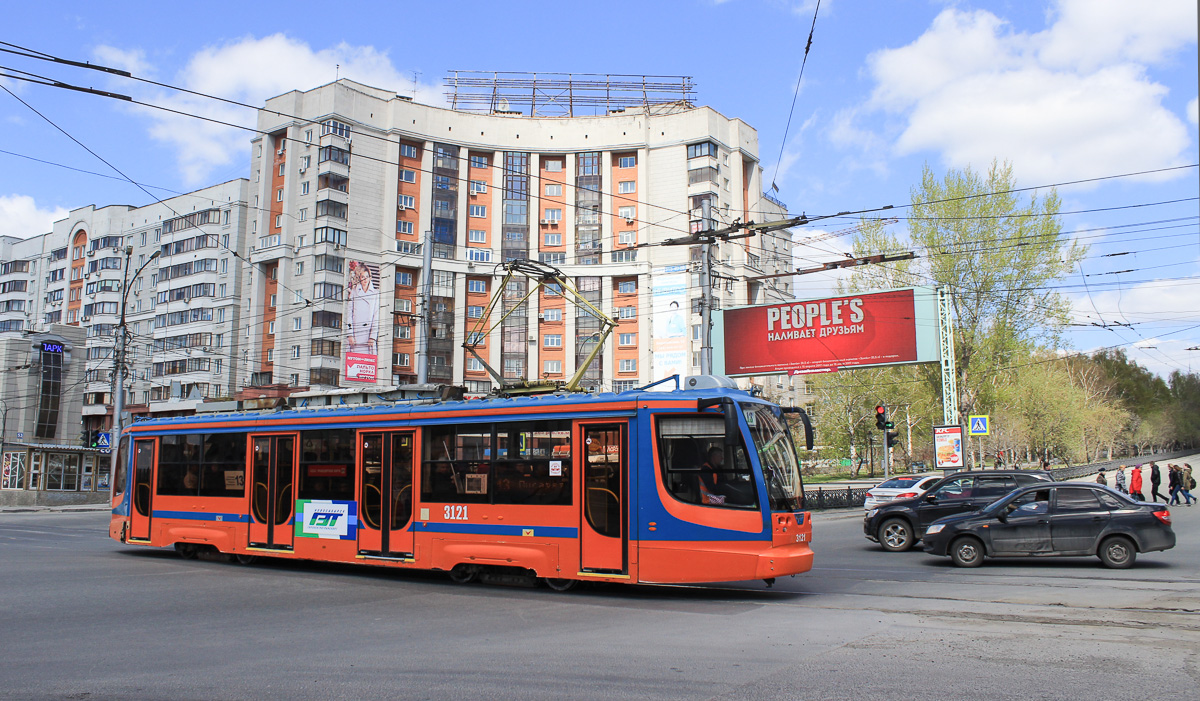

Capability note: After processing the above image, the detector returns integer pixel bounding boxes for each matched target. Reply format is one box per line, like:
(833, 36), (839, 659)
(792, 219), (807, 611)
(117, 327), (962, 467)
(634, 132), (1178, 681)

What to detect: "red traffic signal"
(875, 405), (885, 415)
(875, 405), (887, 430)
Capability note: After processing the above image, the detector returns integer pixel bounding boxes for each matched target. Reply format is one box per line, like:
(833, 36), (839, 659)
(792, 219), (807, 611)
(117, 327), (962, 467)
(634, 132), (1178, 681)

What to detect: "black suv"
(864, 470), (1054, 551)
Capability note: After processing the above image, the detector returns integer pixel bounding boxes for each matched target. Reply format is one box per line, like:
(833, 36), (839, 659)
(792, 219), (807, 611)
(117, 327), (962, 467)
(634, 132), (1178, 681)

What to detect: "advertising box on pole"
(715, 287), (939, 376)
(933, 425), (965, 470)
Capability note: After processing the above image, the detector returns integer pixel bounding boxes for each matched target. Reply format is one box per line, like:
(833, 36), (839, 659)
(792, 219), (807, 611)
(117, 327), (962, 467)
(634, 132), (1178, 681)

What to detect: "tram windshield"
(742, 403), (804, 511)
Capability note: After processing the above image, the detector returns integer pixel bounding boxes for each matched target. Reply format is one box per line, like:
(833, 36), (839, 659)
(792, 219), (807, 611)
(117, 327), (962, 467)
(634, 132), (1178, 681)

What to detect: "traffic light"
(875, 405), (887, 430)
(88, 430), (100, 449)
(80, 428), (90, 447)
(886, 430), (900, 448)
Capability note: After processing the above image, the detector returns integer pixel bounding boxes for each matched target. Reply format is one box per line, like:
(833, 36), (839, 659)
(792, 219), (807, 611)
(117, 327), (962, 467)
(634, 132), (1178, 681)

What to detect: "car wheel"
(949, 536), (985, 568)
(878, 518), (914, 552)
(1099, 536), (1137, 569)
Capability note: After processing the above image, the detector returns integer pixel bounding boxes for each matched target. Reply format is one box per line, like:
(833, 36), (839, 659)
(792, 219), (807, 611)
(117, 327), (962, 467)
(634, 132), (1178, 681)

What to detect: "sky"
(1, 0), (1197, 377)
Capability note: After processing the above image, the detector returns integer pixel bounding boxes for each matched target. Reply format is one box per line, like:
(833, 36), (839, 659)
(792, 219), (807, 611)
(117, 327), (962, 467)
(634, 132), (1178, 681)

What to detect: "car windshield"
(878, 477), (923, 489)
(742, 402), (804, 511)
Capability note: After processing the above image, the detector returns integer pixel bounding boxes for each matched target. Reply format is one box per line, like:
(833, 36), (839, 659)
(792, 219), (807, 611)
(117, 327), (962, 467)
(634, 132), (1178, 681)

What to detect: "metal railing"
(803, 450), (1196, 510)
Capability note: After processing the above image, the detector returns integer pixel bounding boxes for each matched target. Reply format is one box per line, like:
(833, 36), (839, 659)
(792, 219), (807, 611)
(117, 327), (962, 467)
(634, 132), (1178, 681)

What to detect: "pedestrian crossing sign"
(968, 415), (990, 436)
(96, 432), (111, 448)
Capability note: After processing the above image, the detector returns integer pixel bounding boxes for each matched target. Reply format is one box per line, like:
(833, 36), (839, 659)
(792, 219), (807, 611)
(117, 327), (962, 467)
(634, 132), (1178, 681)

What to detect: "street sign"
(967, 415), (990, 436)
(15, 432), (23, 439)
(96, 432), (111, 449)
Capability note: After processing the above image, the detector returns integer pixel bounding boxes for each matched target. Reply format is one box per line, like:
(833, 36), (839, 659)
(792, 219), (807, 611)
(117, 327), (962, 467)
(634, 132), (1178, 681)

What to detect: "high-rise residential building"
(1, 180), (251, 505)
(242, 77), (797, 396)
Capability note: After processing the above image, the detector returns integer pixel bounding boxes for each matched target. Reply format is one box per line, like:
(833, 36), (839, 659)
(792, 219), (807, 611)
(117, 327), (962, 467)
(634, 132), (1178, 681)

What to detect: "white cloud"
(850, 2), (1196, 186)
(116, 34), (442, 185)
(93, 45), (152, 76)
(1188, 97), (1198, 126)
(0, 194), (67, 239)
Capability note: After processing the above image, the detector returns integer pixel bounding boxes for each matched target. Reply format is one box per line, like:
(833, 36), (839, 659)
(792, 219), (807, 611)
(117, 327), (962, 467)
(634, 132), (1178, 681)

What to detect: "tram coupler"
(763, 577), (776, 588)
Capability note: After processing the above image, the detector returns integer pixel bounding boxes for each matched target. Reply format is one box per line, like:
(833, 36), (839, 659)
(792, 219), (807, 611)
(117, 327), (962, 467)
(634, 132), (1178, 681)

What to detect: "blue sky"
(2, 0), (1197, 375)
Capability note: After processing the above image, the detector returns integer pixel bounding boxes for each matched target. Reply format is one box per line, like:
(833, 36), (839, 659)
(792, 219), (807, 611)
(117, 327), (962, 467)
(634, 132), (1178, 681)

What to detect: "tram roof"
(129, 384), (764, 430)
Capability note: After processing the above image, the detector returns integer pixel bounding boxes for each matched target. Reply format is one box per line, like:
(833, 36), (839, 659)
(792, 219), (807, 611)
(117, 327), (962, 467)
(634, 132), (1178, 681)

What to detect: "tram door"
(128, 439), (157, 541)
(579, 423), (626, 573)
(248, 434), (297, 549)
(357, 431), (416, 556)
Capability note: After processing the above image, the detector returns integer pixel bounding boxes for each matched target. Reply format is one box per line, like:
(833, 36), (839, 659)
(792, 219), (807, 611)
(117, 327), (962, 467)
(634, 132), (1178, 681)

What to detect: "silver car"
(864, 474), (941, 510)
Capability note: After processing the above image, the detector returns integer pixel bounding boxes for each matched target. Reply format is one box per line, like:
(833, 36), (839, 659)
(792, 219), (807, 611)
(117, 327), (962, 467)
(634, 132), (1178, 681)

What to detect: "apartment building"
(242, 78), (798, 395)
(0, 180), (251, 504)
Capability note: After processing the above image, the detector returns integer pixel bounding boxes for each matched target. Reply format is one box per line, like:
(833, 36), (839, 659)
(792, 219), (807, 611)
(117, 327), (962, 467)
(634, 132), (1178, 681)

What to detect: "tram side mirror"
(698, 397), (739, 447)
(781, 406), (815, 451)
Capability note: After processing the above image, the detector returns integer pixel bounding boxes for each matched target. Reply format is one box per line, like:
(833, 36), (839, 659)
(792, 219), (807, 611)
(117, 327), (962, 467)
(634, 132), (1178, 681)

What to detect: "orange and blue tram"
(109, 379), (815, 588)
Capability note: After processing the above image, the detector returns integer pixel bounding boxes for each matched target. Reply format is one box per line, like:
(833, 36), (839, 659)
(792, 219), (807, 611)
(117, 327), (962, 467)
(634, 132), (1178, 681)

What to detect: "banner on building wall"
(650, 271), (688, 389)
(716, 287), (939, 376)
(344, 260), (380, 383)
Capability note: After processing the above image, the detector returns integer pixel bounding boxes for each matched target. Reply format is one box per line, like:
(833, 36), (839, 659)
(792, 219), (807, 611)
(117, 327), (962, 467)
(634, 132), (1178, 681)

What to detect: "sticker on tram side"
(295, 500), (358, 540)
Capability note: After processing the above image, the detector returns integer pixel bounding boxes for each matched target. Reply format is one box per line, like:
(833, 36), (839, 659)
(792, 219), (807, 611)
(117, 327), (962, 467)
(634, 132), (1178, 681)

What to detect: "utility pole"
(699, 199), (714, 375)
(110, 246), (159, 497)
(415, 229), (433, 384)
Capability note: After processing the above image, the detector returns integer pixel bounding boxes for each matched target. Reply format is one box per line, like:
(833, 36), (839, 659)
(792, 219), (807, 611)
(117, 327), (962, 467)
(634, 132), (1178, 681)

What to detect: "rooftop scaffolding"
(444, 71), (696, 118)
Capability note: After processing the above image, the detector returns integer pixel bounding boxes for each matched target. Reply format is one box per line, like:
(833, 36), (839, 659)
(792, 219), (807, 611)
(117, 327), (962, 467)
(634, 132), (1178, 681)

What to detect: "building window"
(470, 180), (487, 194)
(617, 181), (635, 194)
(542, 308), (562, 322)
(544, 233), (562, 246)
(398, 195), (415, 209)
(618, 231), (637, 245)
(276, 188), (284, 202)
(618, 306), (636, 319)
(469, 204), (487, 218)
(399, 169), (416, 183)
(467, 305), (484, 319)
(468, 229), (486, 243)
(291, 345), (301, 359)
(268, 321), (276, 335)
(612, 380), (638, 393)
(544, 183), (562, 196)
(34, 347), (63, 439)
(395, 325), (411, 339)
(470, 154), (489, 169)
(468, 279), (486, 293)
(618, 206), (636, 221)
(544, 160), (564, 172)
(618, 155), (636, 168)
(543, 360), (562, 375)
(396, 271), (413, 286)
(544, 334), (562, 348)
(302, 181), (310, 195)
(311, 339), (342, 357)
(467, 249), (492, 263)
(687, 141), (718, 159)
(274, 214), (283, 228)
(294, 317), (303, 331)
(310, 368), (339, 386)
(267, 349), (275, 362)
(400, 143), (419, 159)
(466, 357), (484, 372)
(394, 352), (411, 367)
(618, 280), (636, 294)
(611, 249), (638, 263)
(398, 221), (414, 235)
(395, 298), (412, 313)
(543, 208), (562, 222)
(619, 359), (637, 373)
(619, 333), (636, 346)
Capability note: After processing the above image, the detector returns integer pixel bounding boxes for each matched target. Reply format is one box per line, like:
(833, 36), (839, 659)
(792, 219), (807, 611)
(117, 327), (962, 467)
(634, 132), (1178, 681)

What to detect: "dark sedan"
(864, 470), (1054, 551)
(922, 483), (1175, 568)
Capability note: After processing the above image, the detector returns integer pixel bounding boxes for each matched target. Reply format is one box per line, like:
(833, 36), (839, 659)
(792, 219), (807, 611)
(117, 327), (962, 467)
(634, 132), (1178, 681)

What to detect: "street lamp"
(109, 246), (160, 497)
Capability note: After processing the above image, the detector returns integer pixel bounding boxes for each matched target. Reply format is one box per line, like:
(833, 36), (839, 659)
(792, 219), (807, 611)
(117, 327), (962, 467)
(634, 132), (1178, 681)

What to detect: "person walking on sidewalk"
(1150, 461), (1169, 503)
(1096, 468), (1108, 486)
(1168, 464), (1183, 505)
(1129, 465), (1144, 501)
(1114, 465), (1127, 494)
(1181, 464), (1196, 506)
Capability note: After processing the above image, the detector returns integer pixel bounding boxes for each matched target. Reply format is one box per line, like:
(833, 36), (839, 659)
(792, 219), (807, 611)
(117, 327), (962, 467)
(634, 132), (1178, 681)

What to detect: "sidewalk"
(0, 503), (111, 514)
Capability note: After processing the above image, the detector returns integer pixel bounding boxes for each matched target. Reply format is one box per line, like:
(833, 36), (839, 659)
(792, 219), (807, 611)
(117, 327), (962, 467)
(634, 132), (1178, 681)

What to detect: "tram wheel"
(174, 543), (200, 560)
(542, 577), (578, 592)
(233, 554), (258, 565)
(448, 564), (479, 584)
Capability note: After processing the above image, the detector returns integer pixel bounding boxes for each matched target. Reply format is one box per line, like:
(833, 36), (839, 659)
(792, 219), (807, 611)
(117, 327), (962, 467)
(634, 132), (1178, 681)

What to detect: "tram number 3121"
(444, 505), (469, 521)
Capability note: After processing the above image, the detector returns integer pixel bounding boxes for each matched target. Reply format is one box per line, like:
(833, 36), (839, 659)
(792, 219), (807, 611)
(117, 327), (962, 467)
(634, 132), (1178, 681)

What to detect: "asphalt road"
(1, 478), (1197, 700)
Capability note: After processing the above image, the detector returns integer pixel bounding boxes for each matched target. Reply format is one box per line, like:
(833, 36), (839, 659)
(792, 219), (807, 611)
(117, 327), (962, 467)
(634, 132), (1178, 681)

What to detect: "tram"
(109, 376), (815, 588)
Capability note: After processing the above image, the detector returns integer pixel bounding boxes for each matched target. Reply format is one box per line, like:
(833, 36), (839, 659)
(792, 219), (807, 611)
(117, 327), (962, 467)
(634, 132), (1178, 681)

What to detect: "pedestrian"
(1114, 465), (1127, 494)
(1096, 468), (1108, 486)
(1181, 464), (1196, 506)
(1149, 461), (1169, 503)
(1129, 464), (1144, 501)
(1169, 464), (1189, 506)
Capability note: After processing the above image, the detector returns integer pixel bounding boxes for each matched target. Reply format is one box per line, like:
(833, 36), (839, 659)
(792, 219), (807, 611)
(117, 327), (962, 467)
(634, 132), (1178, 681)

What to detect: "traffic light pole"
(110, 247), (159, 499)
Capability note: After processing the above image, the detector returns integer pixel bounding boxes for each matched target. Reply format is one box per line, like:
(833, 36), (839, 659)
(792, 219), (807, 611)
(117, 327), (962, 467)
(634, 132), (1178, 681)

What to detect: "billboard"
(716, 287), (939, 376)
(344, 260), (380, 383)
(650, 270), (688, 387)
(934, 425), (965, 469)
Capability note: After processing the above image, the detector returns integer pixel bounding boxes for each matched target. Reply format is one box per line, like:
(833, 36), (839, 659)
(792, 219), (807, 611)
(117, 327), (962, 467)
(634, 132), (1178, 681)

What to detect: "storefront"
(0, 444), (110, 507)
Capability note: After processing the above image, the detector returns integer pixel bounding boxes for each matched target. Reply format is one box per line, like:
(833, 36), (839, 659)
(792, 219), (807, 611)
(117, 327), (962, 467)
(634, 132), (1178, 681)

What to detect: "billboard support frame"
(938, 285), (958, 426)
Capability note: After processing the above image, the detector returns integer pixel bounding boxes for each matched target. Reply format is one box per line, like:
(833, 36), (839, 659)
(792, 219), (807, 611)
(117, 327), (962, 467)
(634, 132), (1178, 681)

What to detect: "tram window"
(299, 429), (355, 501)
(656, 416), (757, 509)
(113, 436), (130, 496)
(420, 421), (573, 505)
(156, 433), (247, 497)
